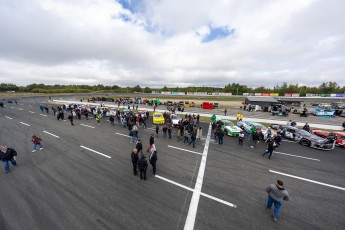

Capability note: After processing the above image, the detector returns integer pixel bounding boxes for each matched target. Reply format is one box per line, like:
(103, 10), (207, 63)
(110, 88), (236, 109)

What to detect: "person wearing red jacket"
(32, 135), (43, 152)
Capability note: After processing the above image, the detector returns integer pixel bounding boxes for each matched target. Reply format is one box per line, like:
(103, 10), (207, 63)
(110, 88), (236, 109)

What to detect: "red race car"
(311, 130), (345, 148)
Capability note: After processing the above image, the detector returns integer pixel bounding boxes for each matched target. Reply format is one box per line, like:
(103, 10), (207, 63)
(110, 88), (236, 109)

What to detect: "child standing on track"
(32, 135), (43, 152)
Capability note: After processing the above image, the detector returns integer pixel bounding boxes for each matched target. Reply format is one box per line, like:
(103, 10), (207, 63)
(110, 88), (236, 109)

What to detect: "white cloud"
(0, 0), (344, 88)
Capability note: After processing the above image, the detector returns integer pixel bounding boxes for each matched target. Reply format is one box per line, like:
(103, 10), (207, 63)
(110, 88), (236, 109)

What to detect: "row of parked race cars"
(216, 119), (345, 150)
(64, 103), (344, 151)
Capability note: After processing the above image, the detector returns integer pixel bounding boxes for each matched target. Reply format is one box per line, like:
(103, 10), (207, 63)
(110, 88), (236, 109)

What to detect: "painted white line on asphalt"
(80, 145), (111, 159)
(11, 107), (15, 109)
(40, 114), (48, 117)
(269, 170), (345, 191)
(28, 111), (35, 113)
(168, 145), (203, 156)
(155, 175), (194, 192)
(5, 116), (13, 119)
(19, 122), (30, 126)
(147, 127), (156, 130)
(115, 132), (130, 137)
(200, 192), (237, 208)
(274, 151), (320, 161)
(43, 131), (60, 138)
(18, 108), (23, 111)
(155, 175), (237, 208)
(184, 122), (212, 230)
(80, 124), (95, 129)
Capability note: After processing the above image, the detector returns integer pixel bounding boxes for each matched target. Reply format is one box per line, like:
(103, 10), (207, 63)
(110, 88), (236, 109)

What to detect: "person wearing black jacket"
(131, 148), (139, 176)
(136, 140), (143, 154)
(189, 131), (197, 148)
(0, 146), (17, 173)
(262, 141), (275, 159)
(149, 134), (154, 146)
(68, 113), (74, 126)
(149, 150), (157, 175)
(138, 154), (148, 180)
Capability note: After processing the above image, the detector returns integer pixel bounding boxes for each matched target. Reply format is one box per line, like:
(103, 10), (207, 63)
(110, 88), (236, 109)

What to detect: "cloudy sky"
(0, 0), (344, 88)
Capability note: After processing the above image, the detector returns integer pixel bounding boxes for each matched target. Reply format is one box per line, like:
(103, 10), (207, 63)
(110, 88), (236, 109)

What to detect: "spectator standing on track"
(302, 123), (310, 132)
(136, 140), (143, 155)
(109, 116), (115, 126)
(168, 126), (172, 139)
(224, 108), (227, 116)
(52, 107), (57, 116)
(39, 105), (44, 113)
(68, 113), (74, 126)
(189, 131), (196, 148)
(146, 111), (150, 121)
(239, 114), (244, 121)
(218, 129), (224, 145)
(155, 124), (159, 137)
(131, 148), (139, 176)
(211, 114), (216, 122)
(32, 135), (43, 152)
(251, 131), (260, 148)
(131, 125), (138, 143)
(44, 106), (49, 114)
(196, 127), (202, 141)
(95, 114), (101, 124)
(236, 112), (240, 121)
(138, 154), (148, 180)
(262, 140), (275, 159)
(149, 148), (157, 175)
(196, 114), (200, 124)
(0, 146), (17, 174)
(142, 117), (147, 129)
(84, 110), (89, 120)
(266, 180), (289, 222)
(176, 127), (182, 142)
(183, 129), (190, 144)
(162, 125), (167, 138)
(238, 131), (245, 146)
(149, 134), (154, 146)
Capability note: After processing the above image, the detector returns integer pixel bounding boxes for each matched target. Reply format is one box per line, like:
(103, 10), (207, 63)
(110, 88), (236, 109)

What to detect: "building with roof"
(276, 97), (304, 106)
(244, 96), (279, 107)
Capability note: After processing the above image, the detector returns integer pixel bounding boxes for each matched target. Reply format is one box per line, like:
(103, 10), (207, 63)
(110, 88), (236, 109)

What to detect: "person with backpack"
(149, 149), (157, 175)
(138, 154), (148, 180)
(68, 112), (74, 126)
(131, 148), (139, 176)
(0, 146), (17, 173)
(32, 135), (43, 152)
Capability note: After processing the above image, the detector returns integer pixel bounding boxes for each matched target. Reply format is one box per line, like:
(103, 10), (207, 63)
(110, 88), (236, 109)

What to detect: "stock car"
(281, 126), (335, 150)
(219, 119), (242, 136)
(170, 114), (181, 126)
(311, 130), (345, 148)
(153, 112), (165, 124)
(237, 121), (269, 138)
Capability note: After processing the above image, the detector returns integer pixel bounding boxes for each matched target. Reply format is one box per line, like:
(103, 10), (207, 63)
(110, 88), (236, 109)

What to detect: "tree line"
(0, 82), (344, 96)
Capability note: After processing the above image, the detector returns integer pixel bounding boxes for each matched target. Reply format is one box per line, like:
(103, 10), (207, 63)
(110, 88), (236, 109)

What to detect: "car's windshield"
(154, 114), (162, 118)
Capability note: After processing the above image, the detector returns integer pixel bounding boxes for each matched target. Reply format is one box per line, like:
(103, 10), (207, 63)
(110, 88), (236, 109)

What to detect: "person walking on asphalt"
(138, 154), (148, 180)
(238, 131), (245, 146)
(224, 108), (227, 116)
(155, 124), (159, 137)
(109, 115), (115, 126)
(149, 148), (157, 175)
(131, 148), (139, 176)
(0, 146), (17, 174)
(189, 131), (196, 148)
(136, 139), (143, 155)
(266, 180), (289, 222)
(68, 113), (74, 126)
(196, 127), (202, 141)
(95, 114), (101, 124)
(262, 140), (275, 159)
(32, 135), (43, 152)
(149, 134), (154, 146)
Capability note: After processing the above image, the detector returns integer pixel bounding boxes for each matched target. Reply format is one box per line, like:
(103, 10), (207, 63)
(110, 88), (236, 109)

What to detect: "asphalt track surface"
(0, 97), (345, 230)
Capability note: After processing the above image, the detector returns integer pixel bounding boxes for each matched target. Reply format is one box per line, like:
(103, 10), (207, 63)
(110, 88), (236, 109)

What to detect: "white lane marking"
(19, 122), (30, 126)
(283, 140), (295, 143)
(168, 145), (203, 156)
(155, 175), (194, 192)
(146, 127), (156, 130)
(43, 131), (60, 138)
(184, 122), (212, 230)
(80, 124), (95, 129)
(5, 116), (13, 119)
(115, 132), (130, 137)
(18, 108), (23, 111)
(269, 170), (345, 191)
(11, 107), (15, 109)
(28, 111), (35, 113)
(200, 192), (237, 208)
(274, 151), (320, 161)
(40, 114), (47, 117)
(80, 145), (111, 159)
(156, 175), (237, 208)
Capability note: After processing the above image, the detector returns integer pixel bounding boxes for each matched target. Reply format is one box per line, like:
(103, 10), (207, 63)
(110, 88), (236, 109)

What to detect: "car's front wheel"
(300, 138), (311, 146)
